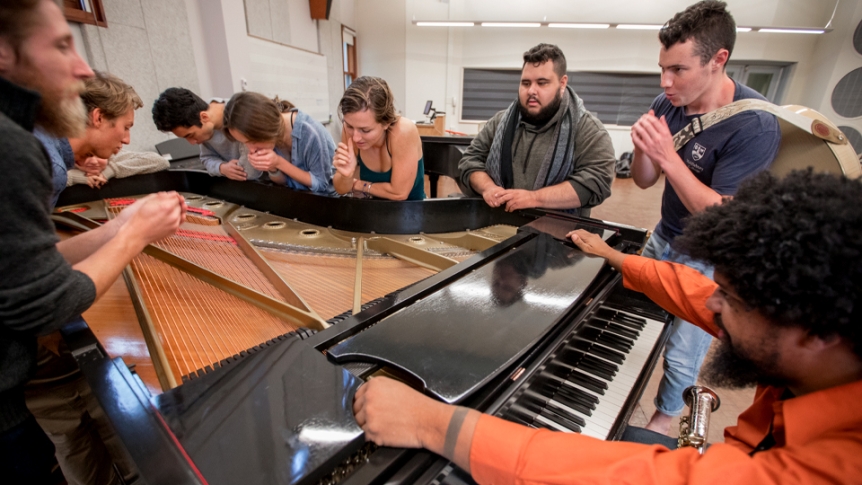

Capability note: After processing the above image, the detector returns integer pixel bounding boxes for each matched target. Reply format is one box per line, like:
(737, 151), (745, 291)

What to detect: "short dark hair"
(0, 0), (55, 51)
(659, 0), (736, 65)
(151, 87), (209, 131)
(674, 170), (862, 358)
(522, 43), (566, 79)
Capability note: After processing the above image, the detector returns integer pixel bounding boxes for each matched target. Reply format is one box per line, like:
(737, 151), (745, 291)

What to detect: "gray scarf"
(485, 86), (584, 190)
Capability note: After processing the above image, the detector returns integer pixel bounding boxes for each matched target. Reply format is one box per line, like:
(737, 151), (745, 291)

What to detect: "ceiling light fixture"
(481, 22), (542, 28)
(548, 23), (610, 29)
(415, 21), (475, 27)
(758, 28), (826, 34)
(616, 24), (664, 30)
(736, 27), (752, 32)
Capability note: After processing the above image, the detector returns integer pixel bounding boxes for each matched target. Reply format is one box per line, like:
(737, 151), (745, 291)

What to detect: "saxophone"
(677, 385), (721, 453)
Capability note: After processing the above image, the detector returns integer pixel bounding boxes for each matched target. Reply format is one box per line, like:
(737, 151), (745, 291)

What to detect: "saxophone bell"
(677, 385), (721, 453)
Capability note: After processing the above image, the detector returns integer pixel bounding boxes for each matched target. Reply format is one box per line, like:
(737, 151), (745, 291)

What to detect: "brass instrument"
(678, 385), (721, 453)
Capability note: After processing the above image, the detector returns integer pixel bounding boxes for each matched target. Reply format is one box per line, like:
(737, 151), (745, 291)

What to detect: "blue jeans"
(642, 232), (714, 416)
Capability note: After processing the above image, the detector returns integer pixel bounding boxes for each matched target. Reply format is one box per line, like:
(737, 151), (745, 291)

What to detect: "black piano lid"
(327, 232), (607, 404)
(153, 337), (364, 485)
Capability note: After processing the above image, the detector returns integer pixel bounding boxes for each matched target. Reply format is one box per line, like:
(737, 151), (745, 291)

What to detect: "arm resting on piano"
(568, 229), (719, 337)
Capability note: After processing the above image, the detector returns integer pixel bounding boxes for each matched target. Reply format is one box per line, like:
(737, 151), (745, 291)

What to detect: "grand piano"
(55, 165), (670, 485)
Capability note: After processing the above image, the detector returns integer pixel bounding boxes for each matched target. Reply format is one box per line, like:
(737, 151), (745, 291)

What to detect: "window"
(725, 62), (791, 103)
(63, 0), (107, 28)
(461, 69), (661, 126)
(343, 26), (357, 89)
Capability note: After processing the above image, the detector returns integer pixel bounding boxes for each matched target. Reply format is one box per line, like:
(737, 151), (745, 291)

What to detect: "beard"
(701, 324), (789, 390)
(12, 55), (87, 138)
(518, 89), (563, 126)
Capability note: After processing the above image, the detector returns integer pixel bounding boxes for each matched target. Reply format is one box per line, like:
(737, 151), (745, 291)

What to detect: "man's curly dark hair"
(659, 0), (736, 66)
(674, 170), (862, 357)
(151, 87), (209, 131)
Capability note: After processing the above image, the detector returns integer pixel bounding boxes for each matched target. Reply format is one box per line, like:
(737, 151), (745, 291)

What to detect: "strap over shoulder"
(671, 99), (860, 179)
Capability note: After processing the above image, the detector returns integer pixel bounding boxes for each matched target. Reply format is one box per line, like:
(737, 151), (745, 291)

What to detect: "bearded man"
(458, 43), (615, 215)
(354, 170), (862, 484)
(0, 1), (186, 482)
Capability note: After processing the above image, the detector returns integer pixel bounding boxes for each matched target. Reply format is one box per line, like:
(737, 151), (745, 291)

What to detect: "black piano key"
(519, 397), (583, 432)
(502, 408), (539, 428)
(566, 338), (626, 364)
(529, 381), (595, 415)
(556, 349), (618, 380)
(565, 369), (608, 394)
(544, 364), (608, 394)
(596, 308), (647, 329)
(586, 319), (640, 340)
(533, 376), (599, 406)
(508, 404), (575, 432)
(589, 314), (643, 332)
(578, 327), (634, 352)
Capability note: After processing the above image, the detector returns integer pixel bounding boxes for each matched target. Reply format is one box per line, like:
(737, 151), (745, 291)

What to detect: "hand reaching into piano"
(567, 229), (628, 270)
(353, 377), (479, 473)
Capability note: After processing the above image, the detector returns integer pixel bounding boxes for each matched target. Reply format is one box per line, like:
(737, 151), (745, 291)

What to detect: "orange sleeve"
(468, 414), (860, 485)
(621, 256), (720, 337)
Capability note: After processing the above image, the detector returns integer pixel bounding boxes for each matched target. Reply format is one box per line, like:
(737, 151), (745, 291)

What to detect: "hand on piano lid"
(567, 229), (628, 271)
(353, 377), (479, 472)
(219, 159), (248, 181)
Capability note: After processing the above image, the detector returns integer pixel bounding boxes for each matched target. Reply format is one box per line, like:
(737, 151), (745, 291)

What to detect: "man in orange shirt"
(353, 169), (862, 484)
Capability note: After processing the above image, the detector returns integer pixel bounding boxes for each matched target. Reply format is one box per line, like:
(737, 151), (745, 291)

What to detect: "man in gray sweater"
(0, 1), (185, 481)
(459, 44), (615, 216)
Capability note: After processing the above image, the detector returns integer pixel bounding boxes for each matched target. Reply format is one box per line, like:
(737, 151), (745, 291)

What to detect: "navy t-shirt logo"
(692, 142), (706, 161)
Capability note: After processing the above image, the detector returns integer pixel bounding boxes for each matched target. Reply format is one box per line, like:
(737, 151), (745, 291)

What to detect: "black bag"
(615, 151), (632, 178)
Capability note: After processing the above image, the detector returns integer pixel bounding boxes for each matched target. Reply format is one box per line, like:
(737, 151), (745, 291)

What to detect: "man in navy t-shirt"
(630, 1), (781, 436)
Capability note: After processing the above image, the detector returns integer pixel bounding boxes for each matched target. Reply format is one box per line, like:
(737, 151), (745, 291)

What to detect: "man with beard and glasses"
(458, 43), (614, 215)
(630, 0), (781, 437)
(352, 170), (862, 484)
(0, 1), (186, 482)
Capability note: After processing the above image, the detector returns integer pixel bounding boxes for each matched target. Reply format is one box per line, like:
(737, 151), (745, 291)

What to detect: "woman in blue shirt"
(224, 92), (336, 195)
(332, 77), (425, 200)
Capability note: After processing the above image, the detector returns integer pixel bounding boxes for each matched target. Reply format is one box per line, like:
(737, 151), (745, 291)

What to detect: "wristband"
(363, 182), (373, 195)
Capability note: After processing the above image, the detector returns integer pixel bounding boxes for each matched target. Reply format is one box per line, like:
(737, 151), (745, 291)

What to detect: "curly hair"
(674, 170), (862, 357)
(659, 0), (736, 66)
(151, 87), (209, 131)
(338, 76), (398, 127)
(522, 43), (566, 79)
(81, 71), (143, 120)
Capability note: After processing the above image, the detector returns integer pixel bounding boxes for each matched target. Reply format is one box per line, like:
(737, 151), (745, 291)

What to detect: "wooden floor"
(430, 174), (754, 444)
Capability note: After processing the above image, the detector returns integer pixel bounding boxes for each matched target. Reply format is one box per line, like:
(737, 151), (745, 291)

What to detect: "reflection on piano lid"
(327, 233), (608, 403)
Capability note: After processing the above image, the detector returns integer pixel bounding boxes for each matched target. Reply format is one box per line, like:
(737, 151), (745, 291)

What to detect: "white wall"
(355, 0), (848, 156)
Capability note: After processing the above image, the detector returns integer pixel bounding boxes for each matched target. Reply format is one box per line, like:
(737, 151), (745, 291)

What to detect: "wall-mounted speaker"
(310, 0), (333, 20)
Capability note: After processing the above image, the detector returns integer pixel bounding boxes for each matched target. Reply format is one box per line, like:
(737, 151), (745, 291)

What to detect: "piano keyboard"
(497, 304), (665, 440)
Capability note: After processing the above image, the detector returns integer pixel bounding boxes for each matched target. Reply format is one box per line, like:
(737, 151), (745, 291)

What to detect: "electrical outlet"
(240, 78), (248, 91)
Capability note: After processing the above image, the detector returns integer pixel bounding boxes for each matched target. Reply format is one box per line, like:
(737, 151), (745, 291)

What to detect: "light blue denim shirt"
(273, 110), (335, 196)
(33, 127), (74, 208)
